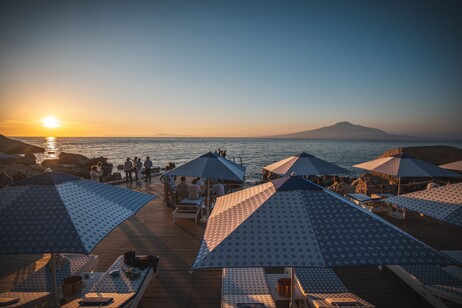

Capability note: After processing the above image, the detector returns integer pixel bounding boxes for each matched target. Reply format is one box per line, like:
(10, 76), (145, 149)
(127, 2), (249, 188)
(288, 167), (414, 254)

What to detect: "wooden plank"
(1, 178), (461, 308)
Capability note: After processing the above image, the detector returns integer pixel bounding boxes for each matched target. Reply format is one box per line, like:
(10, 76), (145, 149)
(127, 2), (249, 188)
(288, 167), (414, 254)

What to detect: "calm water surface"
(15, 137), (462, 183)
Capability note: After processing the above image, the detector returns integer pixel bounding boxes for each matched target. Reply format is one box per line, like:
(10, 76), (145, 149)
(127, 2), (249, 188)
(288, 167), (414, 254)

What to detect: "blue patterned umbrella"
(0, 171), (154, 306)
(263, 152), (351, 177)
(163, 152), (245, 220)
(385, 183), (462, 228)
(0, 171), (155, 255)
(191, 175), (457, 305)
(354, 154), (461, 194)
(0, 152), (16, 159)
(163, 152), (245, 181)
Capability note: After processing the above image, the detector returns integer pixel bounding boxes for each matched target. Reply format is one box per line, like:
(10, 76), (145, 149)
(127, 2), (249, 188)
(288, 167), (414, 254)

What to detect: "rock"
(0, 135), (45, 154)
(87, 157), (108, 167)
(41, 159), (60, 168)
(58, 152), (89, 167)
(21, 152), (37, 165)
(112, 172), (122, 181)
(380, 145), (462, 166)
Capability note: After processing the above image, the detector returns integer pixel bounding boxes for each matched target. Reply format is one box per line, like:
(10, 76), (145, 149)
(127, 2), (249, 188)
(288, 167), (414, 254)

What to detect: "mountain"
(269, 122), (413, 139)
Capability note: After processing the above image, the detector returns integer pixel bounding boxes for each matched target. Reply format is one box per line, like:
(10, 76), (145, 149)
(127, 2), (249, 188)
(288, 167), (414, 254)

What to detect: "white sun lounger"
(173, 197), (203, 223)
(2, 254), (98, 307)
(63, 255), (154, 307)
(294, 268), (375, 308)
(0, 291), (51, 307)
(11, 254), (99, 293)
(222, 268), (276, 308)
(386, 250), (462, 308)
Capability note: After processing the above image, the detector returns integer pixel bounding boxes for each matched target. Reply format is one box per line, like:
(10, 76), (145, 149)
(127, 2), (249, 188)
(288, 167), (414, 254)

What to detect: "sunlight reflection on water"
(45, 136), (58, 160)
(15, 137), (462, 183)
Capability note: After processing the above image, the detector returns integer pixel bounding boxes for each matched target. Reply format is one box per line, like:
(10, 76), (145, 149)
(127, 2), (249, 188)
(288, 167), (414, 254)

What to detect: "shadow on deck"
(1, 179), (461, 307)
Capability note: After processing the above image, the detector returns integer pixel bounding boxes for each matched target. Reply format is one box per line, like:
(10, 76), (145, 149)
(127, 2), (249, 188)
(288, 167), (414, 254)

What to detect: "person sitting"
(196, 177), (205, 186)
(426, 179), (440, 190)
(90, 165), (103, 181)
(210, 180), (225, 197)
(177, 176), (189, 200)
(0, 171), (13, 188)
(188, 179), (202, 200)
(13, 170), (27, 182)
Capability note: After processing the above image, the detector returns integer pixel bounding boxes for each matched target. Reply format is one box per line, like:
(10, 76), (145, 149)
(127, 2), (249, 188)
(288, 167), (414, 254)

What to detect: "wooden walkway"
(1, 177), (461, 307)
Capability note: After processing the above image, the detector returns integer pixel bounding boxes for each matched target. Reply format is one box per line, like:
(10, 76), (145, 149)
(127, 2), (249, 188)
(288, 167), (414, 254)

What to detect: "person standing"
(135, 157), (143, 184)
(144, 156), (153, 183)
(124, 157), (133, 183)
(133, 156), (138, 181)
(97, 161), (104, 182)
(160, 166), (175, 206)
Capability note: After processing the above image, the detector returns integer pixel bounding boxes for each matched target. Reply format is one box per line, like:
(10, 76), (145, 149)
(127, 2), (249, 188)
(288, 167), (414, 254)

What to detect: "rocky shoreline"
(1, 135), (461, 193)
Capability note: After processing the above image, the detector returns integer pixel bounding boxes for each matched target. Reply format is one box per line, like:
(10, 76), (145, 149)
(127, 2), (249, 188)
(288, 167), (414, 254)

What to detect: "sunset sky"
(1, 1), (461, 137)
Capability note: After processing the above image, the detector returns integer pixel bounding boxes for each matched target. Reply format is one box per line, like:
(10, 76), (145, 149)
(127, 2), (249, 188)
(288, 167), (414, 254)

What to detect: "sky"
(1, 0), (461, 137)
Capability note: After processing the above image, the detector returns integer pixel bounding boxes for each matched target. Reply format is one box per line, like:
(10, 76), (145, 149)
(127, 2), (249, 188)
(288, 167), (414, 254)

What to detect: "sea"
(14, 137), (462, 183)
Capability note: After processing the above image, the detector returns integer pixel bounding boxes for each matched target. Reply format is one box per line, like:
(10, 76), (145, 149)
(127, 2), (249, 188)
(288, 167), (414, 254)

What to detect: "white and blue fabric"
(263, 152), (351, 176)
(398, 258), (462, 302)
(0, 172), (155, 255)
(191, 176), (456, 270)
(440, 160), (462, 173)
(91, 256), (151, 293)
(354, 154), (461, 178)
(0, 152), (16, 160)
(295, 268), (375, 307)
(163, 152), (245, 181)
(385, 183), (462, 227)
(222, 268), (276, 308)
(12, 254), (96, 292)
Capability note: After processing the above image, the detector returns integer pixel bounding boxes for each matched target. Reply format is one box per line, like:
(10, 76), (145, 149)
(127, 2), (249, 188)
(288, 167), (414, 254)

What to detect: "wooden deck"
(1, 178), (461, 307)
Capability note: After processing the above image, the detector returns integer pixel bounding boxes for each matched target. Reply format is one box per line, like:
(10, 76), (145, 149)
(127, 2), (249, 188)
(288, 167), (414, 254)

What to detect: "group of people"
(160, 171), (225, 206)
(0, 170), (27, 188)
(124, 156), (153, 184)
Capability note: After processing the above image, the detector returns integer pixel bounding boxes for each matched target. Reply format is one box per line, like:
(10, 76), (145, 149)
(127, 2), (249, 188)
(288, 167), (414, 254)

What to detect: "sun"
(42, 116), (60, 128)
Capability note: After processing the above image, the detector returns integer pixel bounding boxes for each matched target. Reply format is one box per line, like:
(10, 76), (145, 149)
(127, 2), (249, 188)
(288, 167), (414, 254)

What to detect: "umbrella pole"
(398, 177), (401, 195)
(201, 179), (211, 223)
(207, 179), (210, 216)
(51, 253), (59, 307)
(290, 267), (295, 308)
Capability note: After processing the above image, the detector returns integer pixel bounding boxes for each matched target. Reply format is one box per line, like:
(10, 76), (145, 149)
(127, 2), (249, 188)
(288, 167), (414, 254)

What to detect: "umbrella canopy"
(385, 183), (462, 228)
(440, 160), (462, 173)
(192, 176), (456, 270)
(263, 152), (351, 176)
(163, 152), (245, 181)
(0, 171), (155, 255)
(353, 154), (461, 178)
(0, 152), (16, 159)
